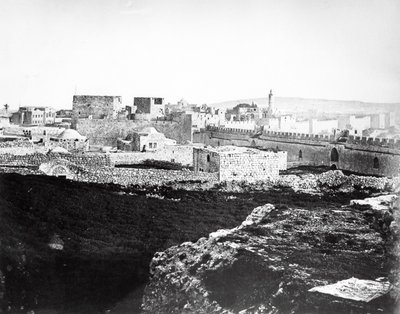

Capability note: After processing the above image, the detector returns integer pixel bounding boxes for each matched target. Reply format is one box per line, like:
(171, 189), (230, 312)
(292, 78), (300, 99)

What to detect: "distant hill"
(211, 97), (400, 121)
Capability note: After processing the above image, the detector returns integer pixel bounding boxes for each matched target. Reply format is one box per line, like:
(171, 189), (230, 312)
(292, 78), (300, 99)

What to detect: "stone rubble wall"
(77, 167), (217, 186)
(0, 152), (111, 167)
(0, 140), (38, 155)
(109, 145), (194, 166)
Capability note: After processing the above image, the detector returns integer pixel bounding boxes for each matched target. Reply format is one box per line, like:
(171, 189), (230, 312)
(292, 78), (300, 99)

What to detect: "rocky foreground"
(142, 194), (400, 314)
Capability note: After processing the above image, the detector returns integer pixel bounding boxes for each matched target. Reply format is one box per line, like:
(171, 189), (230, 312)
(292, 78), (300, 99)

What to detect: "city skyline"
(1, 0), (400, 109)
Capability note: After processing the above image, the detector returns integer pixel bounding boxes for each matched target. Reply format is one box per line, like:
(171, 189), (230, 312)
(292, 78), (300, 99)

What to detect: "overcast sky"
(1, 0), (399, 109)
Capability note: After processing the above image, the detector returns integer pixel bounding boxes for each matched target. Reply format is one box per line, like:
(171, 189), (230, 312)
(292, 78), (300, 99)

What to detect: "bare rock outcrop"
(142, 199), (399, 313)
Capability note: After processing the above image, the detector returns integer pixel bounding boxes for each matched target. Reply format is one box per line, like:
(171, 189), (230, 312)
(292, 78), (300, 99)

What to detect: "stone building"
(193, 146), (287, 181)
(134, 97), (165, 121)
(72, 95), (124, 119)
(0, 113), (11, 129)
(117, 127), (176, 152)
(49, 129), (89, 152)
(11, 106), (56, 126)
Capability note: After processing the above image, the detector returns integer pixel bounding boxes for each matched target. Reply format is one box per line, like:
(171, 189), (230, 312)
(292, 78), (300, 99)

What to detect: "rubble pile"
(276, 174), (319, 192)
(318, 170), (390, 192)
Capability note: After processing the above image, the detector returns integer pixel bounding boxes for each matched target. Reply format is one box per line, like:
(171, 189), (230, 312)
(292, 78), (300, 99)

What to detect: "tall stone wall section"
(193, 149), (220, 173)
(75, 116), (192, 146)
(194, 127), (400, 177)
(72, 95), (121, 120)
(335, 144), (400, 178)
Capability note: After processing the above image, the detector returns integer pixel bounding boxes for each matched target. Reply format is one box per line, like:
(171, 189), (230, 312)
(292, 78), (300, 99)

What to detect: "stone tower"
(268, 89), (273, 107)
(265, 89), (275, 117)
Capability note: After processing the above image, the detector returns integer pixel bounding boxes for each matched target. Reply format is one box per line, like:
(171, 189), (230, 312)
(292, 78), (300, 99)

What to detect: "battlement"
(262, 130), (334, 142)
(205, 126), (400, 150)
(347, 135), (400, 149)
(206, 126), (256, 134)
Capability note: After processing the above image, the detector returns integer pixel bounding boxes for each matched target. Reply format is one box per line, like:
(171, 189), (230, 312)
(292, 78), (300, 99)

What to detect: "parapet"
(206, 126), (256, 134)
(347, 135), (400, 150)
(261, 130), (334, 142)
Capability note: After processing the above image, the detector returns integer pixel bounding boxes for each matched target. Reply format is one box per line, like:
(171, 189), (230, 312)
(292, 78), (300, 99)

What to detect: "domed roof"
(50, 146), (70, 154)
(57, 129), (86, 140)
(139, 127), (159, 134)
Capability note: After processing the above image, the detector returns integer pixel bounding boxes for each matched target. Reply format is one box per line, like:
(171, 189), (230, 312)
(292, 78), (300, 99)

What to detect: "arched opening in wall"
(218, 141), (220, 146)
(330, 148), (339, 162)
(373, 157), (379, 169)
(251, 140), (256, 147)
(207, 154), (210, 162)
(330, 164), (337, 170)
(298, 150), (303, 160)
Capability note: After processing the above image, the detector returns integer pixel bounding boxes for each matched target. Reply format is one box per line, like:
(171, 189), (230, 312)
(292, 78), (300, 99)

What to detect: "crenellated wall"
(194, 127), (400, 177)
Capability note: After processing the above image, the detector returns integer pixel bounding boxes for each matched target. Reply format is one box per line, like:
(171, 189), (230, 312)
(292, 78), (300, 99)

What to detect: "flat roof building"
(194, 146), (287, 181)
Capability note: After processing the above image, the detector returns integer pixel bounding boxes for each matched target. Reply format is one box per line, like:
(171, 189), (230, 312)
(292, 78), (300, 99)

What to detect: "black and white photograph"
(0, 0), (399, 313)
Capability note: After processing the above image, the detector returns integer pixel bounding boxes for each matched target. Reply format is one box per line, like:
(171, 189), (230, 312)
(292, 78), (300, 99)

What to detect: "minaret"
(266, 89), (274, 117)
(268, 89), (273, 107)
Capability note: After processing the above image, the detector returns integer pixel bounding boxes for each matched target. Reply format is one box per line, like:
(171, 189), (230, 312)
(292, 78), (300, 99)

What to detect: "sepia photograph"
(0, 0), (399, 313)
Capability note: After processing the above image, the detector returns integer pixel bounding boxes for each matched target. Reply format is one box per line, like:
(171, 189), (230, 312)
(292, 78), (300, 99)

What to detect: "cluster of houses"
(0, 90), (398, 156)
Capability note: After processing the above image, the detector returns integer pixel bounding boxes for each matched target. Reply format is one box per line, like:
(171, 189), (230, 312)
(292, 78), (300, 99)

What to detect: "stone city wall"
(333, 144), (400, 178)
(196, 130), (329, 166)
(75, 116), (192, 146)
(347, 135), (400, 149)
(109, 145), (195, 166)
(196, 128), (400, 177)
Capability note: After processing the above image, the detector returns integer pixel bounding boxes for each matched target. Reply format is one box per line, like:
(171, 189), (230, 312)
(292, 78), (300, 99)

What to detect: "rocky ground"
(142, 194), (400, 314)
(0, 168), (398, 313)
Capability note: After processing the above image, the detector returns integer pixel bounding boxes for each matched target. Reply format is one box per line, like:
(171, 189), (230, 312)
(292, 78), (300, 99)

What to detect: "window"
(149, 143), (153, 148)
(373, 157), (379, 169)
(153, 143), (157, 148)
(207, 154), (210, 162)
(299, 150), (303, 159)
